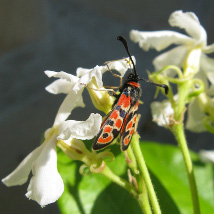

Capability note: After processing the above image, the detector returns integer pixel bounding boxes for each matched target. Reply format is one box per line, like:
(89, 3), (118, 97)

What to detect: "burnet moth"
(93, 36), (169, 151)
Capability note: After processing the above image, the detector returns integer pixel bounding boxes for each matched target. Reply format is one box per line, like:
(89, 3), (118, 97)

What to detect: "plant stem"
(100, 165), (139, 198)
(172, 123), (200, 214)
(127, 145), (152, 213)
(138, 175), (153, 214)
(131, 134), (161, 214)
(171, 59), (201, 213)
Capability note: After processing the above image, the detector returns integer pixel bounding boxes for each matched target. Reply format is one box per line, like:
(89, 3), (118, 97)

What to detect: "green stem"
(131, 134), (161, 214)
(172, 79), (200, 214)
(100, 165), (138, 198)
(167, 85), (176, 110)
(138, 175), (153, 214)
(127, 145), (152, 213)
(176, 82), (190, 120)
(172, 124), (200, 214)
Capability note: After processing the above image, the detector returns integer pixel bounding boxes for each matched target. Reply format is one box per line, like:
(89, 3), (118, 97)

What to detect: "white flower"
(151, 100), (174, 127)
(74, 56), (136, 93)
(130, 10), (214, 83)
(131, 10), (214, 132)
(2, 69), (102, 206)
(74, 57), (135, 114)
(76, 57), (136, 78)
(2, 57), (133, 206)
(199, 150), (214, 164)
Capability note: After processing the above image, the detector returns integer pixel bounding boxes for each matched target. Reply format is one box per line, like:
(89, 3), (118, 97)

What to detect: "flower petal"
(25, 133), (64, 206)
(186, 98), (207, 132)
(76, 67), (93, 77)
(102, 57), (136, 77)
(200, 54), (214, 84)
(54, 89), (85, 125)
(151, 100), (174, 126)
(204, 43), (214, 54)
(2, 144), (45, 186)
(45, 70), (80, 94)
(77, 57), (134, 78)
(46, 79), (72, 94)
(153, 45), (188, 74)
(45, 70), (79, 83)
(169, 10), (207, 44)
(73, 65), (103, 93)
(130, 30), (193, 51)
(199, 150), (214, 164)
(57, 113), (102, 140)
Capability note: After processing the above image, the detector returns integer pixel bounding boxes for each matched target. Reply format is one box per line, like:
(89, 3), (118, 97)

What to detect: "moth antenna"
(139, 78), (169, 95)
(117, 36), (137, 77)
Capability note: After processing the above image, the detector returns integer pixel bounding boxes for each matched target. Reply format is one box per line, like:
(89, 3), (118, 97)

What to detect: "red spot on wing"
(130, 129), (134, 136)
(117, 94), (130, 108)
(128, 82), (140, 88)
(104, 126), (112, 133)
(115, 119), (122, 129)
(110, 110), (118, 120)
(126, 121), (133, 130)
(98, 135), (113, 144)
(124, 137), (130, 145)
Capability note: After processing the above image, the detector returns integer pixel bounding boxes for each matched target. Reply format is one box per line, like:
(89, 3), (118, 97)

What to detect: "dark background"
(1, 0), (214, 213)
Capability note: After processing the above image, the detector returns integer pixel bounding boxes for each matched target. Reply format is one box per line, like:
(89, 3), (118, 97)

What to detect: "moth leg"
(106, 64), (123, 87)
(80, 83), (115, 93)
(104, 85), (121, 89)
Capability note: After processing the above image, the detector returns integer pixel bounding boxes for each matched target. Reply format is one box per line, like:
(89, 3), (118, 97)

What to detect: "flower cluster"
(130, 10), (214, 132)
(2, 57), (134, 206)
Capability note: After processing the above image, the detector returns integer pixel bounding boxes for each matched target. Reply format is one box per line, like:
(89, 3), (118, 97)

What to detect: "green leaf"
(57, 142), (214, 214)
(141, 142), (214, 214)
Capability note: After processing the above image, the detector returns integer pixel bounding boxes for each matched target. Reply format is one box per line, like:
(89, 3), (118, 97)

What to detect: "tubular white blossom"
(130, 10), (214, 132)
(2, 56), (136, 206)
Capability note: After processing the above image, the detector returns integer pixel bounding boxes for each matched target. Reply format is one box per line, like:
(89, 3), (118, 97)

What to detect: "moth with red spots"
(93, 36), (169, 151)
